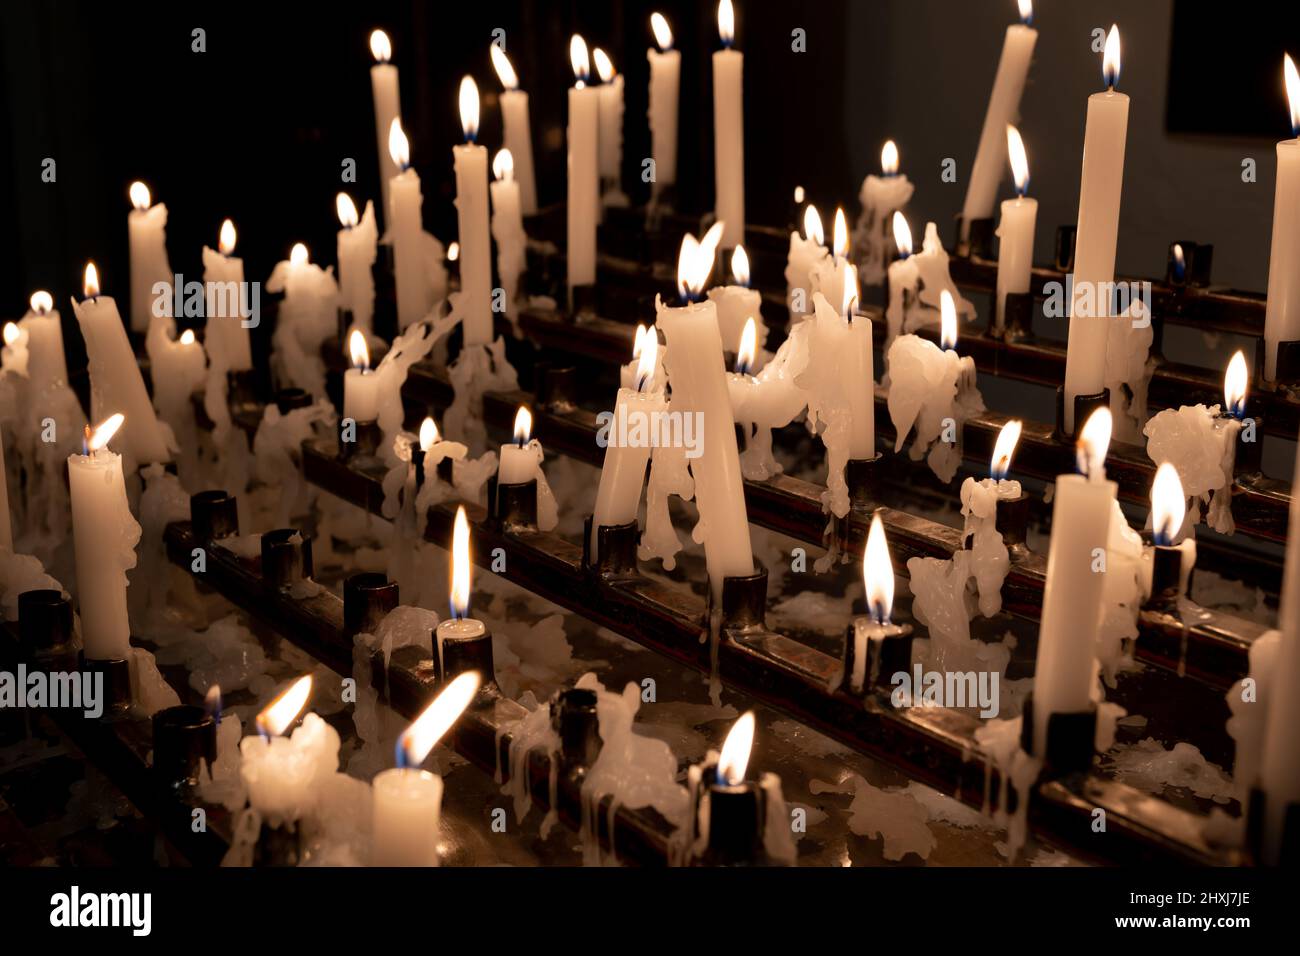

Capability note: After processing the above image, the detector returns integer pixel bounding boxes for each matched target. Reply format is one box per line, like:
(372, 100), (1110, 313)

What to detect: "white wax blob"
(1143, 404), (1240, 534)
(266, 256), (340, 399)
(238, 712), (341, 829)
(886, 334), (984, 483)
(854, 174), (914, 286)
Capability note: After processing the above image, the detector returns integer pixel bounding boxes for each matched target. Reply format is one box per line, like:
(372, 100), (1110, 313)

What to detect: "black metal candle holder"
(1054, 225), (1077, 273)
(720, 566), (769, 631)
(999, 291), (1035, 343)
(693, 766), (771, 867)
(844, 454), (881, 511)
(1142, 531), (1192, 612)
(260, 529), (314, 590)
(1246, 787), (1300, 867)
(275, 388), (313, 414)
(534, 362), (579, 413)
(338, 418), (382, 461)
(1267, 340), (1300, 389)
(253, 821), (302, 867)
(190, 489), (239, 542)
(343, 572), (399, 636)
(151, 704), (218, 786)
(18, 588), (76, 659)
(227, 369), (260, 411)
(1225, 407), (1264, 479)
(570, 284), (599, 319)
(955, 215), (995, 260)
(1053, 386), (1110, 442)
(581, 516), (639, 577)
(78, 652), (132, 719)
(434, 624), (497, 698)
(1019, 692), (1097, 777)
(488, 476), (539, 533)
(839, 619), (914, 696)
(551, 687), (602, 766)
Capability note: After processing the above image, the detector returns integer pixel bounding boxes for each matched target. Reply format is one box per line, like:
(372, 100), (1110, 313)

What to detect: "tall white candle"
(1264, 55), (1300, 381)
(201, 219), (253, 373)
(0, 417), (11, 551)
(18, 291), (67, 385)
(454, 77), (493, 347)
(713, 0), (745, 249)
(68, 414), (139, 661)
(490, 44), (538, 216)
(388, 120), (434, 329)
(369, 30), (402, 231)
(647, 13), (680, 198)
(71, 264), (173, 465)
(959, 1), (1038, 242)
(126, 182), (172, 335)
(1063, 26), (1128, 433)
(568, 36), (600, 289)
(995, 125), (1039, 331)
(1031, 408), (1115, 756)
(336, 194), (378, 335)
(491, 149), (527, 318)
(593, 48), (625, 194)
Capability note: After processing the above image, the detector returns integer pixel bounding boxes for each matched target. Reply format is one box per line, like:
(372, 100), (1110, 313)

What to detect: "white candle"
(454, 77), (493, 347)
(995, 125), (1039, 331)
(336, 194), (378, 335)
(491, 150), (527, 325)
(2, 321), (28, 377)
(855, 140), (914, 285)
(960, 421), (1024, 617)
(373, 671), (479, 866)
(387, 120), (435, 329)
(593, 48), (625, 194)
(1031, 409), (1115, 756)
(713, 0), (745, 249)
(68, 414), (138, 660)
(657, 234), (753, 601)
(490, 45), (538, 216)
(201, 219), (253, 372)
(18, 291), (68, 385)
(0, 415), (12, 551)
(434, 506), (488, 671)
(146, 320), (206, 434)
(1064, 26), (1128, 433)
(127, 182), (172, 334)
(846, 313), (875, 460)
(884, 212), (920, 345)
(1264, 55), (1300, 381)
(959, 1), (1038, 242)
(343, 329), (381, 423)
(568, 35), (600, 289)
(786, 205), (830, 319)
(71, 264), (173, 465)
(239, 676), (340, 827)
(708, 246), (765, 353)
(497, 407), (557, 531)
(369, 30), (402, 231)
(647, 13), (680, 197)
(849, 515), (908, 694)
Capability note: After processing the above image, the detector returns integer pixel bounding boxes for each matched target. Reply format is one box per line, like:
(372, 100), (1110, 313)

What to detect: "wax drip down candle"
(387, 120), (445, 330)
(960, 420), (1024, 618)
(709, 245), (766, 351)
(335, 193), (378, 336)
(592, 48), (626, 206)
(19, 290), (68, 386)
(995, 125), (1038, 334)
(809, 207), (852, 311)
(567, 35), (600, 292)
(202, 219), (253, 373)
(369, 29), (402, 231)
(497, 406), (558, 531)
(2, 321), (27, 377)
(489, 43), (537, 216)
(372, 671), (479, 866)
(647, 12), (680, 201)
(490, 149), (527, 330)
(454, 76), (493, 348)
(713, 0), (745, 250)
(267, 243), (341, 400)
(126, 181), (173, 335)
(1145, 462), (1196, 610)
(884, 212), (918, 348)
(1264, 55), (1300, 382)
(855, 140), (914, 286)
(786, 204), (829, 319)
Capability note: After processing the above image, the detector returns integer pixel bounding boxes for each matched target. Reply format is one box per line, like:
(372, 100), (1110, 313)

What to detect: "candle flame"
(419, 416), (440, 451)
(700, 221), (725, 260)
(179, 329), (196, 346)
(87, 413), (125, 452)
(447, 241), (460, 262)
(3, 322), (20, 347)
(29, 291), (53, 315)
(388, 118), (410, 169)
(675, 232), (716, 299)
(348, 328), (370, 371)
(219, 218), (237, 255)
(450, 505), (472, 619)
(459, 76), (480, 141)
(1151, 462), (1186, 547)
(369, 29), (392, 63)
(397, 672), (480, 768)
(717, 710), (754, 785)
(940, 290), (958, 349)
(793, 184), (805, 204)
(833, 207), (849, 259)
(881, 139), (899, 176)
(1076, 407), (1113, 478)
(1102, 24), (1121, 90)
(336, 193), (359, 229)
(1172, 242), (1186, 281)
(129, 181), (151, 211)
(636, 333), (659, 391)
(493, 148), (514, 182)
(840, 261), (860, 320)
(1286, 54), (1300, 137)
(1007, 124), (1030, 196)
(632, 323), (647, 359)
(732, 245), (751, 286)
(651, 12), (673, 52)
(863, 512), (895, 625)
(736, 317), (757, 375)
(490, 43), (518, 90)
(513, 405), (533, 445)
(593, 48), (615, 83)
(892, 212), (912, 258)
(570, 35), (590, 84)
(1018, 0), (1033, 25)
(83, 262), (100, 299)
(205, 684), (222, 724)
(1224, 350), (1249, 417)
(256, 674), (312, 738)
(718, 0), (735, 46)
(289, 242), (309, 266)
(991, 420), (1022, 480)
(803, 204), (825, 246)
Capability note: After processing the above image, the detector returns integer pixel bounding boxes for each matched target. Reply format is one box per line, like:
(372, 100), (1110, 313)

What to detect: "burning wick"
(636, 332), (659, 393)
(990, 420), (1023, 481)
(512, 406), (532, 448)
(254, 674), (312, 741)
(84, 413), (124, 458)
(1150, 462), (1186, 548)
(205, 685), (223, 727)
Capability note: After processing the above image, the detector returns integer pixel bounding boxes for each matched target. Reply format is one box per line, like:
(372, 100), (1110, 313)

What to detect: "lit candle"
(435, 506), (487, 658)
(647, 13), (680, 199)
(847, 514), (908, 693)
(369, 29), (402, 229)
(336, 193), (378, 336)
(372, 671), (479, 866)
(995, 125), (1038, 332)
(239, 675), (340, 828)
(71, 263), (173, 465)
(387, 120), (436, 329)
(490, 44), (538, 216)
(201, 219), (253, 372)
(708, 245), (765, 351)
(1264, 54), (1300, 381)
(145, 321), (206, 449)
(1146, 461), (1195, 597)
(267, 243), (340, 398)
(884, 212), (919, 346)
(497, 407), (558, 531)
(855, 140), (914, 285)
(844, 270), (875, 461)
(809, 207), (853, 310)
(592, 48), (625, 201)
(2, 321), (28, 377)
(959, 0), (1038, 244)
(786, 204), (829, 319)
(1030, 408), (1116, 757)
(18, 291), (68, 385)
(656, 234), (753, 601)
(1063, 25), (1128, 433)
(491, 149), (527, 324)
(343, 329), (380, 423)
(126, 181), (172, 334)
(454, 76), (492, 347)
(414, 416), (466, 493)
(713, 0), (745, 250)
(568, 35), (600, 290)
(960, 420), (1023, 617)
(68, 414), (139, 660)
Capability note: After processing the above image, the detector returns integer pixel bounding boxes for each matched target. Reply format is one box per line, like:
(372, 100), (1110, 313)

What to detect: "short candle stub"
(1054, 225), (1077, 273)
(18, 588), (75, 658)
(490, 476), (539, 532)
(551, 687), (603, 766)
(339, 418), (382, 461)
(582, 515), (639, 576)
(1053, 386), (1110, 443)
(844, 455), (882, 510)
(719, 565), (769, 631)
(78, 653), (132, 719)
(260, 529), (314, 590)
(840, 619), (914, 696)
(696, 767), (769, 867)
(1141, 530), (1191, 613)
(1019, 692), (1098, 778)
(535, 362), (579, 412)
(190, 489), (239, 542)
(1245, 787), (1300, 866)
(1000, 291), (1035, 342)
(343, 572), (399, 636)
(956, 216), (995, 260)
(275, 387), (313, 415)
(151, 704), (218, 786)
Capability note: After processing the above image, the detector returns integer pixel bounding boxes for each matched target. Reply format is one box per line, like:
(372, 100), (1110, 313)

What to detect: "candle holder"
(338, 418), (382, 461)
(534, 362), (579, 413)
(839, 619), (914, 696)
(999, 291), (1035, 343)
(1263, 339), (1300, 391)
(844, 455), (882, 511)
(410, 447), (455, 489)
(955, 216), (995, 260)
(343, 573), (399, 636)
(275, 388), (313, 414)
(581, 515), (639, 577)
(227, 369), (260, 412)
(1165, 240), (1213, 289)
(961, 492), (1032, 550)
(569, 284), (599, 320)
(151, 704), (217, 786)
(1222, 406), (1264, 479)
(1053, 386), (1110, 442)
(1245, 787), (1300, 866)
(78, 653), (132, 720)
(1054, 225), (1077, 273)
(551, 687), (603, 766)
(260, 528), (314, 590)
(720, 566), (769, 631)
(1141, 531), (1192, 613)
(18, 588), (77, 660)
(691, 764), (772, 867)
(488, 475), (539, 533)
(1019, 693), (1097, 777)
(190, 489), (239, 542)
(433, 626), (497, 701)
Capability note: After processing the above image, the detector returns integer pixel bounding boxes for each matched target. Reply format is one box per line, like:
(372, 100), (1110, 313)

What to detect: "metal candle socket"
(694, 766), (769, 867)
(1019, 692), (1098, 777)
(962, 493), (1031, 549)
(1245, 788), (1300, 866)
(339, 418), (382, 461)
(534, 362), (579, 413)
(1000, 291), (1035, 342)
(275, 388), (313, 414)
(721, 566), (769, 631)
(1054, 225), (1077, 273)
(78, 653), (132, 719)
(1053, 386), (1110, 442)
(343, 573), (399, 636)
(488, 476), (539, 533)
(260, 529), (314, 590)
(551, 687), (602, 765)
(435, 625), (497, 696)
(152, 705), (217, 785)
(190, 489), (239, 542)
(1165, 240), (1213, 288)
(582, 516), (639, 577)
(840, 620), (914, 695)
(18, 588), (76, 659)
(955, 216), (995, 260)
(1142, 531), (1191, 613)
